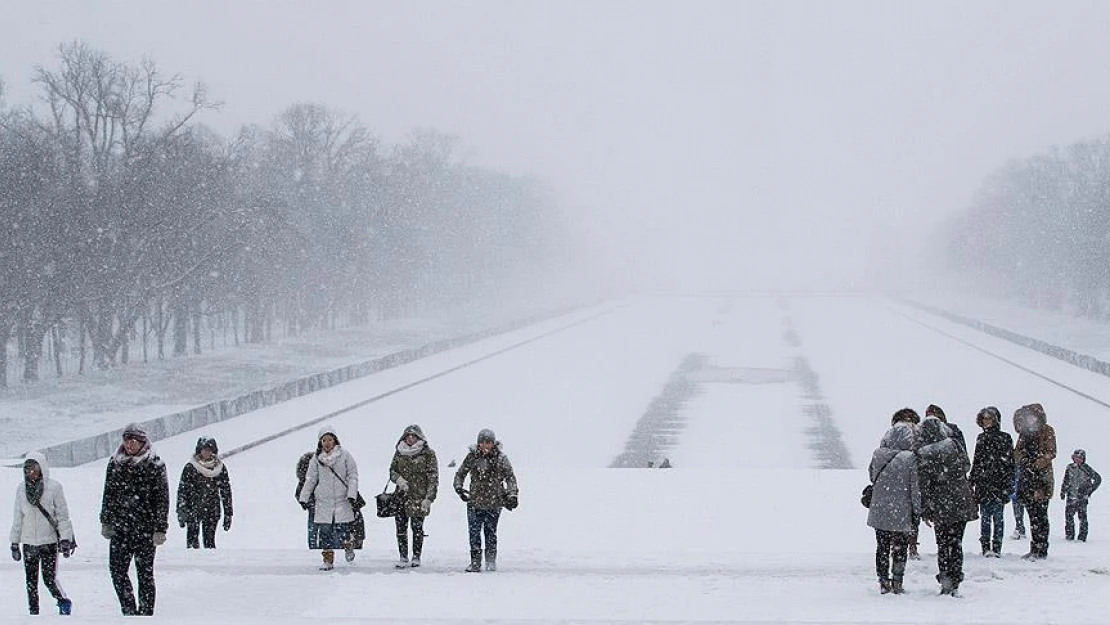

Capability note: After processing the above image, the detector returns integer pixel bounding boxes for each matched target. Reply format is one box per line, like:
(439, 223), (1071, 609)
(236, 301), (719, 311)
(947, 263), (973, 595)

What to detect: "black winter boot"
(485, 547), (497, 571)
(891, 579), (904, 595)
(980, 537), (991, 556)
(465, 550), (482, 573)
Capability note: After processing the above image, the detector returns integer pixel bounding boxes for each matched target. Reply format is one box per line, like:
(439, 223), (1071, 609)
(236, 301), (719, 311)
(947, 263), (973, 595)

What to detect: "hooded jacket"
(969, 422), (1015, 504)
(867, 423), (923, 532)
(299, 426), (359, 524)
(389, 425), (439, 517)
(176, 444), (233, 523)
(453, 439), (518, 510)
(917, 418), (978, 524)
(10, 451), (75, 546)
(1013, 404), (1056, 503)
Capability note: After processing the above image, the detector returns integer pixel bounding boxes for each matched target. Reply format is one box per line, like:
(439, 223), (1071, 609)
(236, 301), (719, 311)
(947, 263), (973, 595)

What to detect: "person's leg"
(411, 517), (425, 564)
(466, 507), (482, 571)
(483, 508), (501, 570)
(1064, 501), (1077, 540)
(890, 532), (909, 593)
(1077, 499), (1090, 541)
(317, 524), (336, 569)
(307, 508), (318, 549)
(395, 512), (410, 562)
(109, 536), (138, 615)
(1012, 500), (1026, 537)
(202, 512), (219, 549)
(989, 501), (1005, 554)
(39, 544), (66, 600)
(1027, 500), (1050, 557)
(134, 536), (157, 616)
(979, 503), (992, 554)
(23, 544), (41, 615)
(186, 520), (200, 549)
(874, 529), (892, 582)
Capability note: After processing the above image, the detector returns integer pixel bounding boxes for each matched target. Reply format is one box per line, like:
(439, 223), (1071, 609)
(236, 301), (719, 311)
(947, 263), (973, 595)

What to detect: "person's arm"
(53, 482), (74, 542)
(500, 454), (519, 498)
(219, 467), (233, 518)
(1034, 428), (1057, 470)
(99, 462), (115, 525)
(154, 459), (170, 533)
(425, 448), (439, 502)
(177, 465), (193, 521)
(9, 487), (23, 545)
(345, 453), (359, 500)
(1088, 466), (1102, 495)
(453, 453), (472, 491)
(299, 457), (320, 504)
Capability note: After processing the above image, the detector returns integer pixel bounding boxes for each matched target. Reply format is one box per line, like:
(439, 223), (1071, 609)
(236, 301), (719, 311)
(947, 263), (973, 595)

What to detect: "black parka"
(969, 426), (1015, 504)
(100, 453), (170, 535)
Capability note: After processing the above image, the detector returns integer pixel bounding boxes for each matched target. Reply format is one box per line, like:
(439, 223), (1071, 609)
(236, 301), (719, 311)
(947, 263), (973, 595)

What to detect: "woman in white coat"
(298, 426), (360, 570)
(9, 451), (75, 615)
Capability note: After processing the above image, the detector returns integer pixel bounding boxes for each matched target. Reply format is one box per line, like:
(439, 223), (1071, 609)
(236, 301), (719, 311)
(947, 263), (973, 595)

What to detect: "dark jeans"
(1065, 498), (1089, 540)
(979, 501), (1005, 549)
(185, 512), (220, 549)
(874, 529), (909, 582)
(109, 533), (157, 616)
(395, 513), (425, 559)
(1026, 500), (1050, 557)
(22, 543), (67, 615)
(467, 507), (501, 560)
(1012, 499), (1026, 534)
(306, 507), (318, 549)
(934, 522), (966, 585)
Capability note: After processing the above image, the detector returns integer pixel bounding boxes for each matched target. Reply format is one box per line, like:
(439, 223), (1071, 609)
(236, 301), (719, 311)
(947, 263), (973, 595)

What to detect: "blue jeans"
(316, 522), (350, 550)
(1012, 499), (1026, 534)
(467, 507), (501, 557)
(306, 507), (318, 549)
(979, 501), (1005, 547)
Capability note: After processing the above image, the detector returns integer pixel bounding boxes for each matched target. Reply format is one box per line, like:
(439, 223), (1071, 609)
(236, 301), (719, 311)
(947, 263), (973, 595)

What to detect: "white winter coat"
(10, 451), (75, 546)
(299, 446), (359, 524)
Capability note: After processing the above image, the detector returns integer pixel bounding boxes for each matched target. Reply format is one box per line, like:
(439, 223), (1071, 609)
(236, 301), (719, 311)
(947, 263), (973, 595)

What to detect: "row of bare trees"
(0, 42), (569, 386)
(938, 137), (1110, 318)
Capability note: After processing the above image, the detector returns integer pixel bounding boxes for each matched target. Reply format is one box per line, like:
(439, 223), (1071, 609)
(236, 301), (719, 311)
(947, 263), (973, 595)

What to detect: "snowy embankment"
(1, 294), (1108, 623)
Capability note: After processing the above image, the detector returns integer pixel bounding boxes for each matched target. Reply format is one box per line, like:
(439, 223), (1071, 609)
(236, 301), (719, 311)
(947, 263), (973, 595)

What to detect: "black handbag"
(375, 486), (406, 518)
(862, 455), (896, 508)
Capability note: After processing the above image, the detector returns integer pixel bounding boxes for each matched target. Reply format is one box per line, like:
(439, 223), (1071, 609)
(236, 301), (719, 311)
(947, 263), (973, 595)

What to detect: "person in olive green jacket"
(388, 424), (438, 568)
(454, 429), (518, 572)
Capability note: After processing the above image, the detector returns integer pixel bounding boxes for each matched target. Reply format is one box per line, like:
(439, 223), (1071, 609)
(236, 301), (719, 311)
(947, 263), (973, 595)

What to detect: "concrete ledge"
(41, 305), (586, 467)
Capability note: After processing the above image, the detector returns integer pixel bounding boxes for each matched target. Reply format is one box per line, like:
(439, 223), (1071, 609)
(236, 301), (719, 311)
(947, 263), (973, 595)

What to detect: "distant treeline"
(0, 41), (571, 386)
(939, 136), (1110, 317)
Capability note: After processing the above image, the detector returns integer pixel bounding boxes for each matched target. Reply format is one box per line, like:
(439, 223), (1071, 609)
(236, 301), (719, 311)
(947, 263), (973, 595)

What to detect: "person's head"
(401, 424), (425, 446)
(196, 437), (218, 460)
(477, 428), (496, 453)
(22, 458), (41, 482)
(925, 404), (947, 423)
(317, 426), (340, 454)
(976, 406), (1002, 430)
(891, 408), (920, 426)
(1014, 403), (1047, 436)
(919, 417), (950, 446)
(1073, 449), (1087, 465)
(122, 423), (149, 455)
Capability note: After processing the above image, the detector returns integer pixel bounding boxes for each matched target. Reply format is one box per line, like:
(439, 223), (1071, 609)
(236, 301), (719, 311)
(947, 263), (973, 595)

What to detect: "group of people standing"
(867, 402), (1101, 597)
(294, 424), (519, 573)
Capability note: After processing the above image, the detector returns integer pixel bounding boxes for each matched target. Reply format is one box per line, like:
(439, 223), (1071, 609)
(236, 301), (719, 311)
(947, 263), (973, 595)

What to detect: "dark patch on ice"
(610, 354), (706, 468)
(793, 354), (853, 469)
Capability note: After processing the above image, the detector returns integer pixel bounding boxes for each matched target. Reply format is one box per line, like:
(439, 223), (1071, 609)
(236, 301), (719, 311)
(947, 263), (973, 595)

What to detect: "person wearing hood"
(99, 423), (169, 616)
(917, 416), (978, 596)
(388, 424), (439, 568)
(969, 406), (1015, 557)
(1012, 403), (1056, 560)
(925, 404), (967, 457)
(866, 418), (922, 595)
(10, 452), (74, 616)
(889, 408), (923, 560)
(1061, 449), (1101, 542)
(176, 437), (233, 549)
(454, 428), (518, 572)
(299, 425), (360, 570)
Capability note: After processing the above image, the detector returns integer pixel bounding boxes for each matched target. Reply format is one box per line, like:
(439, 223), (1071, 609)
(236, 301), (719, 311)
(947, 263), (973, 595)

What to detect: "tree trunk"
(52, 324), (64, 377)
(173, 297), (189, 356)
(192, 302), (202, 355)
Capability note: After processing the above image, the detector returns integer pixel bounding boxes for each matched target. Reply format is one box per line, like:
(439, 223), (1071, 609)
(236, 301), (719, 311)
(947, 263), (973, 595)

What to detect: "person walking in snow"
(1061, 449), (1101, 542)
(890, 408), (923, 560)
(176, 437), (233, 549)
(1013, 403), (1056, 560)
(299, 426), (360, 570)
(99, 423), (169, 616)
(10, 452), (74, 616)
(867, 418), (921, 595)
(454, 428), (518, 572)
(969, 406), (1014, 556)
(917, 416), (977, 596)
(295, 450), (319, 549)
(389, 424), (439, 568)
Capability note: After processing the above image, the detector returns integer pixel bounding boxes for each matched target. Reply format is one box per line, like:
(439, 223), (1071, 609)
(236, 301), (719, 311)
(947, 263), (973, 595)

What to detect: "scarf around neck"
(24, 477), (44, 505)
(317, 446), (343, 467)
(113, 440), (153, 465)
(397, 439), (426, 457)
(189, 455), (225, 478)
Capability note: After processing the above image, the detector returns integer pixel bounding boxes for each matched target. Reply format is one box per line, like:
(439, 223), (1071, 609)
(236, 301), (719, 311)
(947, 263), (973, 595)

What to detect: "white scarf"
(397, 439), (425, 457)
(317, 446), (343, 467)
(189, 455), (225, 478)
(113, 441), (153, 465)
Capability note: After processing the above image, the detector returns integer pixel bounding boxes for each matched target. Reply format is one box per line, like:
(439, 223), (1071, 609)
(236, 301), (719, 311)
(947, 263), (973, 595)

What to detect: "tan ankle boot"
(320, 550), (335, 570)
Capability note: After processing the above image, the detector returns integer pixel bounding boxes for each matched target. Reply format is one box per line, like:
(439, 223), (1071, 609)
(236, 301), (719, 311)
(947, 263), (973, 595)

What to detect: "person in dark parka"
(295, 451), (318, 549)
(99, 423), (169, 616)
(1013, 403), (1056, 560)
(388, 424), (439, 567)
(454, 428), (518, 572)
(1061, 449), (1101, 542)
(926, 404), (967, 457)
(917, 416), (978, 596)
(176, 437), (232, 549)
(969, 406), (1014, 556)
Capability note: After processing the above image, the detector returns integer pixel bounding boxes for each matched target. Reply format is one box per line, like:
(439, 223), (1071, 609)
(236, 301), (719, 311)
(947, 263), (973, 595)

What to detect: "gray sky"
(4, 1), (1110, 291)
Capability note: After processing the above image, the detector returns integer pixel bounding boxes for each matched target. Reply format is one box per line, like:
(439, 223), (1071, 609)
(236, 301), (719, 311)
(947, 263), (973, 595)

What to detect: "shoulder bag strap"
(33, 501), (62, 540)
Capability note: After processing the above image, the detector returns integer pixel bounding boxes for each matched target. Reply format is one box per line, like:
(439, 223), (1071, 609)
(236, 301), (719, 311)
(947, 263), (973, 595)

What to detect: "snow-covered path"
(2, 295), (1108, 623)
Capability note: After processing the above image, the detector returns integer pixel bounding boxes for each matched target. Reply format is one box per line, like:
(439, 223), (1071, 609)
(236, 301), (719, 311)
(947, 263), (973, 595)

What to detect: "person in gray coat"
(917, 417), (978, 596)
(867, 420), (922, 595)
(298, 426), (360, 570)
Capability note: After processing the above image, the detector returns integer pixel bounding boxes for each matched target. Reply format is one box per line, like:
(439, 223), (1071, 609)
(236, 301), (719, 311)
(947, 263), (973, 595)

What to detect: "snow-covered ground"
(2, 294), (1109, 623)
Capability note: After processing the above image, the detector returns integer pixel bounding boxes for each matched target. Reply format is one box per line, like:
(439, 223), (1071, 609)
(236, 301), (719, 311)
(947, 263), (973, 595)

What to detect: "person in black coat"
(295, 450), (318, 549)
(969, 406), (1015, 557)
(926, 404), (967, 456)
(99, 423), (169, 616)
(176, 437), (233, 549)
(917, 417), (978, 596)
(1061, 449), (1102, 541)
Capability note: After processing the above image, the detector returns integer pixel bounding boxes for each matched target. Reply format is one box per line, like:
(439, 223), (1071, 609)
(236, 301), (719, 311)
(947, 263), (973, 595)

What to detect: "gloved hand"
(101, 524), (116, 540)
(299, 500), (311, 510)
(420, 499), (432, 515)
(348, 497), (358, 509)
(152, 532), (167, 547)
(179, 517), (187, 528)
(456, 487), (470, 502)
(223, 516), (232, 531)
(10, 543), (19, 562)
(58, 539), (74, 558)
(505, 494), (519, 511)
(395, 476), (409, 492)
